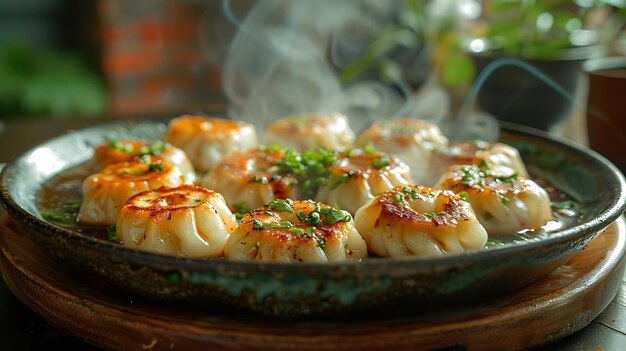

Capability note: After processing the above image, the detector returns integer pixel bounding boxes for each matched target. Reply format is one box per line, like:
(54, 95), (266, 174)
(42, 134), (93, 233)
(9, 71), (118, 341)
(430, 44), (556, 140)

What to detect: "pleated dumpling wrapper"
(354, 185), (488, 257)
(225, 199), (367, 263)
(117, 185), (236, 258)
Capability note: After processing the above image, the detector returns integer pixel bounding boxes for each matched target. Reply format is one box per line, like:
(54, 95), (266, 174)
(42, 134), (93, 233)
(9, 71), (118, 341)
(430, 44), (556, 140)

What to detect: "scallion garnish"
(251, 175), (268, 184)
(233, 203), (248, 220)
(457, 191), (470, 202)
(108, 139), (133, 153)
(372, 156), (391, 169)
(267, 198), (294, 213)
(324, 204), (351, 224)
(363, 142), (376, 154)
(107, 226), (118, 241)
(552, 200), (577, 210)
(148, 162), (166, 172)
(138, 140), (171, 156)
(252, 219), (293, 230)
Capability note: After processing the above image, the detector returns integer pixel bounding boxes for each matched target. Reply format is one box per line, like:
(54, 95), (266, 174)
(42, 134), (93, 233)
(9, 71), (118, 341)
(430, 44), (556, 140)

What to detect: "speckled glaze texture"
(1, 120), (625, 317)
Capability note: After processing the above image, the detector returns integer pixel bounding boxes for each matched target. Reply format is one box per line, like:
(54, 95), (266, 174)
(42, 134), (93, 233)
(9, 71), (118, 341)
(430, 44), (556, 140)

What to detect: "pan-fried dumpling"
(426, 140), (529, 187)
(117, 185), (236, 258)
(225, 199), (367, 263)
(78, 156), (190, 225)
(202, 146), (298, 211)
(354, 185), (488, 257)
(165, 115), (258, 172)
(90, 139), (196, 183)
(357, 118), (448, 184)
(435, 163), (552, 234)
(264, 113), (355, 151)
(314, 147), (411, 214)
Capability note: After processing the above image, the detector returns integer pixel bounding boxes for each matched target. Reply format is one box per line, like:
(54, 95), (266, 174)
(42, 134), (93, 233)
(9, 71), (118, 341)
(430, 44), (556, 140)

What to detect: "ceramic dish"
(1, 120), (624, 317)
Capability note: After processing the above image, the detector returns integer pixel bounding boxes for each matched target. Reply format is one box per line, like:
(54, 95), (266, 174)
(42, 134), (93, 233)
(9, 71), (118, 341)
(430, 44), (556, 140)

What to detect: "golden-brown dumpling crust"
(91, 139), (196, 183)
(165, 115), (258, 172)
(314, 148), (411, 214)
(202, 148), (297, 211)
(225, 200), (367, 263)
(354, 185), (488, 257)
(117, 185), (236, 258)
(428, 141), (529, 186)
(78, 157), (190, 226)
(357, 118), (449, 184)
(436, 164), (552, 234)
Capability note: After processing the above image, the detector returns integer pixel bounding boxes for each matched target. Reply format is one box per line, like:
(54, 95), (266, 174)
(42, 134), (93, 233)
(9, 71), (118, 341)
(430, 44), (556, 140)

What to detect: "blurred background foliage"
(339, 0), (626, 89)
(0, 0), (624, 120)
(0, 0), (105, 119)
(0, 43), (106, 118)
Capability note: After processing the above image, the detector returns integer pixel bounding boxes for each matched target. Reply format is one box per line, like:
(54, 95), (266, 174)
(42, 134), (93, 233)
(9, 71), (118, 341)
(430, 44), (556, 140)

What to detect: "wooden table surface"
(0, 116), (625, 350)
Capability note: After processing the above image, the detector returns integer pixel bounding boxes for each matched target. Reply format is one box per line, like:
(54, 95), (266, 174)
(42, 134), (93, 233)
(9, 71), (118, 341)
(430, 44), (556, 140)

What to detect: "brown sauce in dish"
(38, 162), (580, 252)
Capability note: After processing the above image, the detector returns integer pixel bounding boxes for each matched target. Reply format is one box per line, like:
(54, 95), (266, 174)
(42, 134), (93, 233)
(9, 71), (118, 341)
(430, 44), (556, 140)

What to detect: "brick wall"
(98, 0), (225, 117)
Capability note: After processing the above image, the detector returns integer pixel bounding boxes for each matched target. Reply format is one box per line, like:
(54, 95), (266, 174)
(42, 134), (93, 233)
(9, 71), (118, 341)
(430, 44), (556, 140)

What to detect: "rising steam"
(210, 0), (499, 141)
(215, 1), (446, 131)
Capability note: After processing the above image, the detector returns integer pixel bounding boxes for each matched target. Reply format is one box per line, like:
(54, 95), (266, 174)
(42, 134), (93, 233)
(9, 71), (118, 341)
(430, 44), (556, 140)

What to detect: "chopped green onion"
(552, 200), (577, 210)
(296, 210), (307, 222)
(267, 199), (294, 213)
(289, 227), (305, 235)
(363, 142), (376, 154)
(324, 204), (351, 224)
(252, 219), (264, 230)
(372, 156), (391, 169)
(457, 191), (470, 202)
(308, 211), (322, 226)
(402, 186), (420, 200)
(107, 226), (118, 241)
(460, 165), (483, 186)
(394, 192), (407, 205)
(139, 140), (171, 156)
(42, 210), (69, 226)
(251, 175), (268, 184)
(148, 162), (166, 172)
(108, 139), (133, 153)
(233, 203), (248, 220)
(252, 219), (293, 230)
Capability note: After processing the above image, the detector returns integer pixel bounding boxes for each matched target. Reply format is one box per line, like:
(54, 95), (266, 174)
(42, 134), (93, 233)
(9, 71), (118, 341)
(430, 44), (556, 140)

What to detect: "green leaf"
(367, 28), (418, 59)
(339, 55), (377, 85)
(441, 50), (475, 87)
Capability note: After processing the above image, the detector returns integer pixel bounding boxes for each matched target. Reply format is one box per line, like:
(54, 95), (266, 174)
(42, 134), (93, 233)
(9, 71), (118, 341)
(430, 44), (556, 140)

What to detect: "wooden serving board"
(1, 215), (625, 351)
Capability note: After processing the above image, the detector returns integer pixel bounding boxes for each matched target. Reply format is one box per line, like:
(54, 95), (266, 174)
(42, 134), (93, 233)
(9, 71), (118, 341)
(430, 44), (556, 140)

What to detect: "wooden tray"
(1, 215), (625, 351)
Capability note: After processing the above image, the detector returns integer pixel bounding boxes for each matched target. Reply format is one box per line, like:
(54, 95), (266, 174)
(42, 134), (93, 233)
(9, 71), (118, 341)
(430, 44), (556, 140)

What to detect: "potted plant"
(466, 0), (625, 131)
